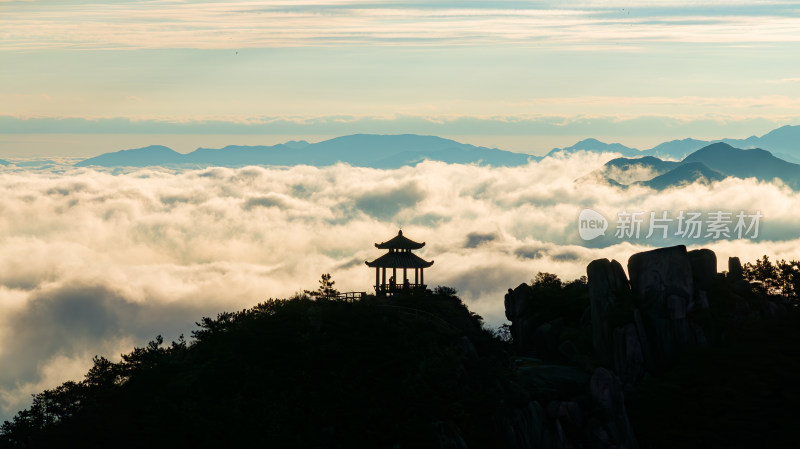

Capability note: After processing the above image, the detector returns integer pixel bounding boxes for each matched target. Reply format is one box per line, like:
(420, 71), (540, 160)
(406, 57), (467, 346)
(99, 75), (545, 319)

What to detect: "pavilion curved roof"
(375, 230), (425, 250)
(365, 251), (434, 269)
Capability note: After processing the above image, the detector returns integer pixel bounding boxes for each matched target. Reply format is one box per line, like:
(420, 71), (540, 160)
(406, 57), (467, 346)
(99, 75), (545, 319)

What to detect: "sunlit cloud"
(1, 156), (799, 419)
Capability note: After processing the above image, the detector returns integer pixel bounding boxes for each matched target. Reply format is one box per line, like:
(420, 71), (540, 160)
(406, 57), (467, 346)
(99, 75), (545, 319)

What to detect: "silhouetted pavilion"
(366, 230), (433, 295)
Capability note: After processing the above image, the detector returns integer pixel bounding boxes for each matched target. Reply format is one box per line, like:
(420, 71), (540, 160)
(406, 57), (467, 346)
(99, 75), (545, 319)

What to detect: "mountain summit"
(546, 138), (642, 158)
(681, 142), (800, 187)
(74, 145), (184, 167)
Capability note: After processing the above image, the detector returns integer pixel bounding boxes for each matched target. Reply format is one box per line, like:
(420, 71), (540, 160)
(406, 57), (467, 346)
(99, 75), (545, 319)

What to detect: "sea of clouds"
(1, 153), (799, 420)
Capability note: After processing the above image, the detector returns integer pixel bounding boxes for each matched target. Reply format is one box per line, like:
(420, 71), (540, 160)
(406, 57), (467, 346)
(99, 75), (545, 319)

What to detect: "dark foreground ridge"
(505, 246), (800, 449)
(2, 247), (799, 448)
(0, 288), (519, 449)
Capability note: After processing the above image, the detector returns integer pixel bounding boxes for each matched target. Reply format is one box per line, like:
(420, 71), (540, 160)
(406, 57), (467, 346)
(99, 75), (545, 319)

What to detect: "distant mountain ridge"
(73, 126), (800, 175)
(548, 124), (800, 162)
(720, 125), (800, 162)
(75, 134), (538, 169)
(589, 142), (800, 190)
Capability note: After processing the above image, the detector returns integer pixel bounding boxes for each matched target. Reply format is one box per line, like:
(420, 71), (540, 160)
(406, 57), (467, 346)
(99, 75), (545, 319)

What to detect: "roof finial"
(398, 229), (403, 236)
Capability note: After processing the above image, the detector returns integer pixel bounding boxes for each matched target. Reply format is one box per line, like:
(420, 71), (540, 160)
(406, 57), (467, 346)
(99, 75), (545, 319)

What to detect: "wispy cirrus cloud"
(2, 1), (800, 50)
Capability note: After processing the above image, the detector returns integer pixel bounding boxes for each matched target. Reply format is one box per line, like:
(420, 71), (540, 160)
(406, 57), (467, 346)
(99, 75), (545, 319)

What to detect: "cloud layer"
(1, 155), (799, 420)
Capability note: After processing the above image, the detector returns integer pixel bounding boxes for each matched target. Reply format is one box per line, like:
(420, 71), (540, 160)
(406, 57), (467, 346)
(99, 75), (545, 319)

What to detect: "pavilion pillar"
(420, 269), (424, 286)
(382, 267), (386, 292)
(375, 268), (380, 293)
(414, 268), (418, 285)
(403, 268), (407, 286)
(393, 267), (397, 282)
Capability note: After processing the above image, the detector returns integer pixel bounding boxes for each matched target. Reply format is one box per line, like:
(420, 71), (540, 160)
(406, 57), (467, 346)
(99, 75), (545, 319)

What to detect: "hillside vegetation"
(0, 288), (516, 449)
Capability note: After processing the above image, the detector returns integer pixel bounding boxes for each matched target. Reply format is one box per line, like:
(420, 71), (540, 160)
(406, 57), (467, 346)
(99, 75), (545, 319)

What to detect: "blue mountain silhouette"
(556, 125), (800, 161)
(645, 138), (711, 160)
(683, 142), (800, 188)
(74, 145), (185, 167)
(73, 126), (800, 175)
(639, 162), (726, 190)
(721, 125), (800, 162)
(546, 138), (642, 158)
(75, 134), (537, 168)
(592, 142), (800, 190)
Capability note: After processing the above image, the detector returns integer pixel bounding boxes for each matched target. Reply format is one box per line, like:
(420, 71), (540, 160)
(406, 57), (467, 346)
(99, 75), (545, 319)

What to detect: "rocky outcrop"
(611, 322), (645, 385)
(502, 245), (792, 449)
(589, 368), (638, 449)
(586, 259), (628, 366)
(586, 258), (645, 384)
(504, 285), (574, 360)
(505, 284), (536, 354)
(685, 249), (715, 347)
(492, 363), (640, 449)
(584, 246), (726, 378)
(688, 248), (717, 292)
(728, 256), (744, 280)
(628, 245), (694, 373)
(586, 245), (789, 379)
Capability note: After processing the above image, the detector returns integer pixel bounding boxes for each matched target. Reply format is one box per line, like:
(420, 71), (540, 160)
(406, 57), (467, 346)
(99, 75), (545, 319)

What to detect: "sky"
(1, 0), (800, 422)
(2, 0), (800, 155)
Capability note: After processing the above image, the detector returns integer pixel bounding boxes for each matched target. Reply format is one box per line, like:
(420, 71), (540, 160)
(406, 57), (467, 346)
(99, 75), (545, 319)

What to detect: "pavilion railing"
(333, 291), (367, 302)
(375, 283), (427, 294)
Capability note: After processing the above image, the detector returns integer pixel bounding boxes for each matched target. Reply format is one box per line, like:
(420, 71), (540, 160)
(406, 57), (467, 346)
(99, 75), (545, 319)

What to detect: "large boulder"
(727, 256), (753, 298)
(688, 248), (717, 293)
(728, 256), (744, 281)
(687, 249), (717, 346)
(587, 258), (631, 367)
(628, 245), (693, 373)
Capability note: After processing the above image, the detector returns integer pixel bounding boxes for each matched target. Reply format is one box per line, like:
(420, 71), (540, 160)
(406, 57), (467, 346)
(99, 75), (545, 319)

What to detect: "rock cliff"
(503, 245), (791, 449)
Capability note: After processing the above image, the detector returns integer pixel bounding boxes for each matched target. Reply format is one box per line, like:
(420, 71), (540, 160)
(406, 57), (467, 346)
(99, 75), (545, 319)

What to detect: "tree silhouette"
(744, 255), (800, 305)
(303, 273), (339, 299)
